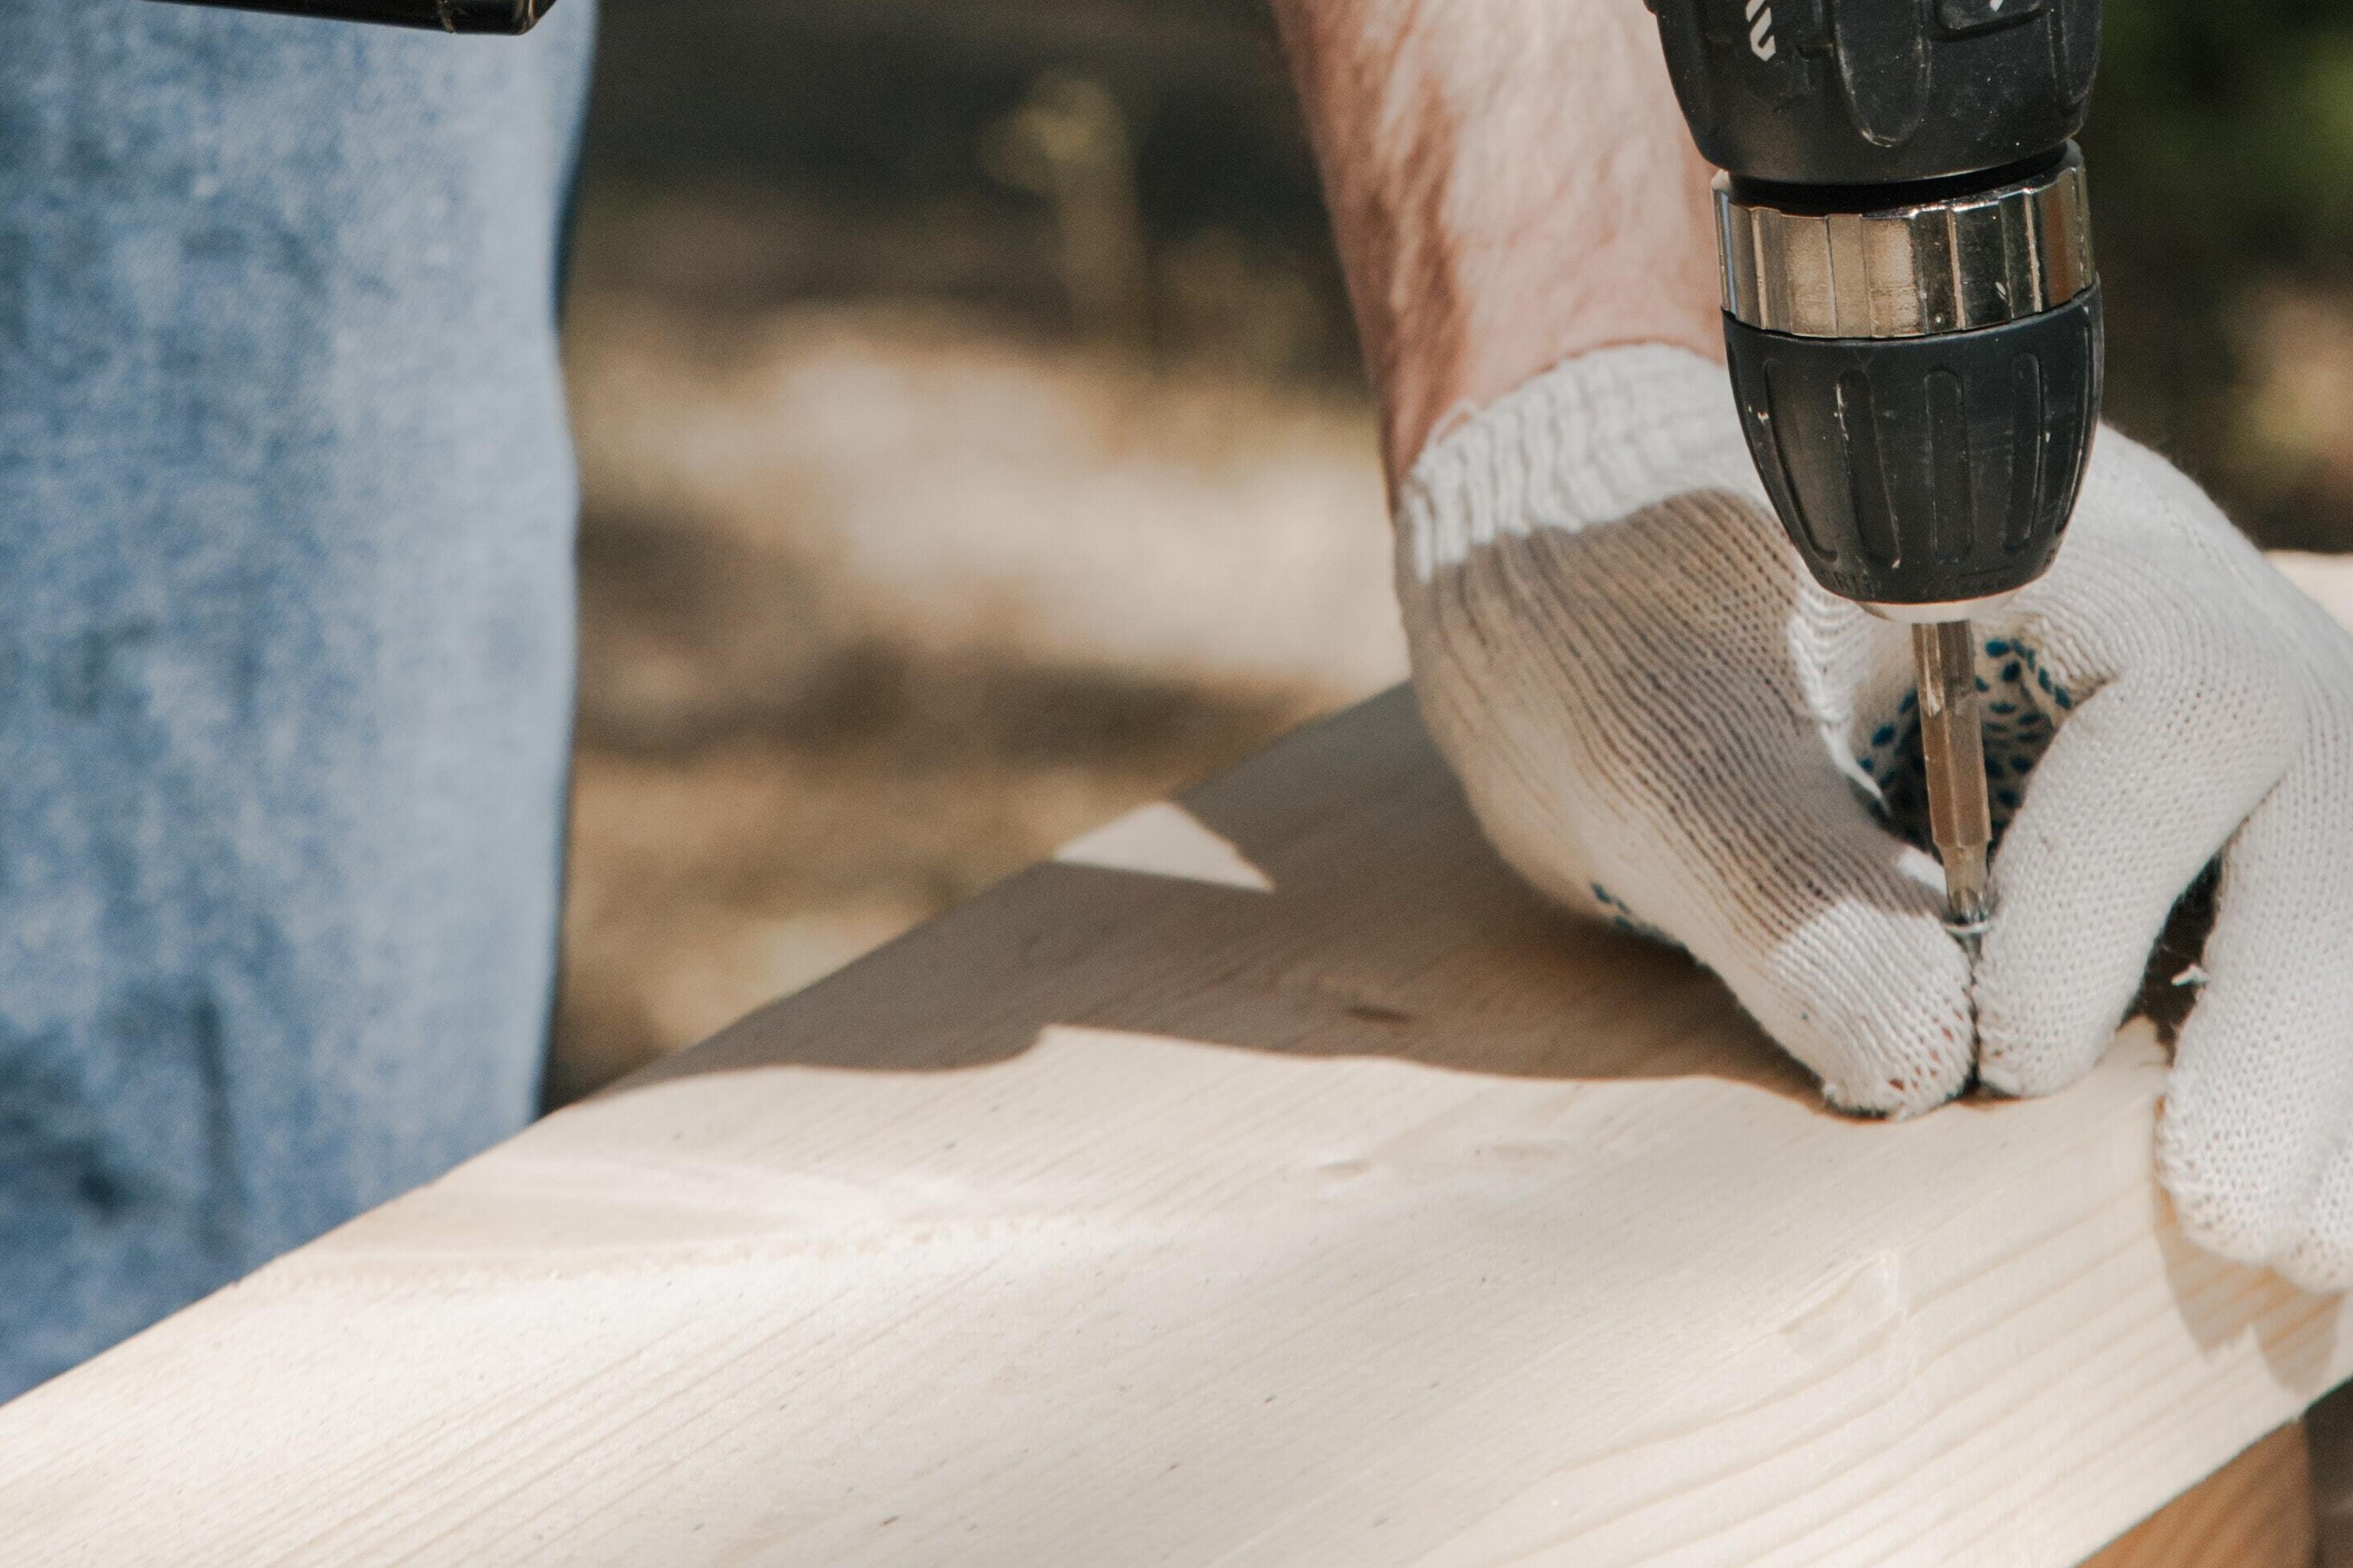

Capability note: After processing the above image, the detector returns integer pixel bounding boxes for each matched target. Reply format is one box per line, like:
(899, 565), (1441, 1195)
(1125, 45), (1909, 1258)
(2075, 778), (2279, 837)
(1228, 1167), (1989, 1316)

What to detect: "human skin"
(1268, 0), (1725, 491)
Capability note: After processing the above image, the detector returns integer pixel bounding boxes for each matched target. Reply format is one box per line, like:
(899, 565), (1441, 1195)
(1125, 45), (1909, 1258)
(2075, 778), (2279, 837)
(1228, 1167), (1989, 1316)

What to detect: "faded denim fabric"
(0, 0), (594, 1398)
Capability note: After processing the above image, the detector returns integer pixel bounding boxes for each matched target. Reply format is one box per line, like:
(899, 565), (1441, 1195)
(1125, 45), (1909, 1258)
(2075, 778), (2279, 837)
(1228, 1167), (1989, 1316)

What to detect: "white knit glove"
(1401, 344), (2353, 1288)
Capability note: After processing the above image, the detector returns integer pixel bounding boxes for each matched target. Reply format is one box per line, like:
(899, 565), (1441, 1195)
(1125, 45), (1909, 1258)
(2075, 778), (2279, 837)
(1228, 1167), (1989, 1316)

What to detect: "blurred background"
(550, 0), (2353, 1101)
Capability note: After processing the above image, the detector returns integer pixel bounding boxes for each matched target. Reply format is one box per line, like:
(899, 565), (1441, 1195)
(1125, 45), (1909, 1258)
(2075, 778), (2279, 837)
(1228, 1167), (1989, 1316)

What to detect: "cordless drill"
(1646, 0), (2102, 945)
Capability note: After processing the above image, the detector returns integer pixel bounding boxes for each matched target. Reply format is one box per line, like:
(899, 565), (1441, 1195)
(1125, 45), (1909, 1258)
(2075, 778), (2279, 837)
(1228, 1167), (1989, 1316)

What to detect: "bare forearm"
(1271, 0), (1721, 485)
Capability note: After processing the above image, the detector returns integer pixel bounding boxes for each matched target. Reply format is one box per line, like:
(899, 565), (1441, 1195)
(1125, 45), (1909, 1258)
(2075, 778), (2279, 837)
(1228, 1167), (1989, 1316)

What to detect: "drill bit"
(1911, 621), (1993, 955)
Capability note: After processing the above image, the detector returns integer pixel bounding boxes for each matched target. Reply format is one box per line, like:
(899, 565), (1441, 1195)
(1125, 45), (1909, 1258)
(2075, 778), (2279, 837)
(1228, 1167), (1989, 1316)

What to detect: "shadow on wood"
(639, 686), (1817, 1098)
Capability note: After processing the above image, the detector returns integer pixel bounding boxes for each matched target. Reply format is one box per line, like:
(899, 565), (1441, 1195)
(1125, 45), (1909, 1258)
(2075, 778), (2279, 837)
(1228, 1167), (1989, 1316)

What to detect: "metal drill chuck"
(1716, 148), (2101, 614)
(1716, 149), (2093, 342)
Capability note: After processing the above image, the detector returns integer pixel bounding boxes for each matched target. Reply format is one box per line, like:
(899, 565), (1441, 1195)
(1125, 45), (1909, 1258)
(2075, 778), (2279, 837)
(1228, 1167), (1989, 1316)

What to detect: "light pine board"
(6, 550), (2353, 1567)
(0, 688), (2344, 1566)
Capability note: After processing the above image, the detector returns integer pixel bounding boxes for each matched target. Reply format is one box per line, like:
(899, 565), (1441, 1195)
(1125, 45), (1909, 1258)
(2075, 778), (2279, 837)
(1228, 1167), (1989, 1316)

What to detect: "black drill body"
(1648, 0), (2102, 612)
(154, 0), (548, 32)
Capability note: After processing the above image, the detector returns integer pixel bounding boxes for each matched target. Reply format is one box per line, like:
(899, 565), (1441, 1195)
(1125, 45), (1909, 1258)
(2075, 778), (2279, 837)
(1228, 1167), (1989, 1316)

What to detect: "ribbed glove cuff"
(1397, 344), (1756, 581)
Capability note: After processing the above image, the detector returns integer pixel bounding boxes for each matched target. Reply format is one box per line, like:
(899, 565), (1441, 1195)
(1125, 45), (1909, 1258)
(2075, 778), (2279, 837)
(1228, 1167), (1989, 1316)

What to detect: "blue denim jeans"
(0, 0), (594, 1399)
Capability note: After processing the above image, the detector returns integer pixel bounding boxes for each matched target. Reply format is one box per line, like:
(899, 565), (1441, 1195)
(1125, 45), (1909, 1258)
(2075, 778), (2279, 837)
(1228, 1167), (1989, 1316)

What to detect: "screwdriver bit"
(1912, 621), (1993, 954)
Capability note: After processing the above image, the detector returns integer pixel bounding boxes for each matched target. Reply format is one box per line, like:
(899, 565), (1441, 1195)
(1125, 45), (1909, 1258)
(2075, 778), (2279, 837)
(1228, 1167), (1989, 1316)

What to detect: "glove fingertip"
(1974, 1004), (2114, 1100)
(2272, 1131), (2353, 1293)
(1747, 915), (1975, 1120)
(2155, 1072), (2282, 1271)
(2275, 1237), (2353, 1296)
(1819, 1014), (1972, 1119)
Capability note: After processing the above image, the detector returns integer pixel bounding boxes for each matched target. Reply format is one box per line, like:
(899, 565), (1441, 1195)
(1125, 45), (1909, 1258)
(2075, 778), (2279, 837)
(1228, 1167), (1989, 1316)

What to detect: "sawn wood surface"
(7, 547), (2353, 1566)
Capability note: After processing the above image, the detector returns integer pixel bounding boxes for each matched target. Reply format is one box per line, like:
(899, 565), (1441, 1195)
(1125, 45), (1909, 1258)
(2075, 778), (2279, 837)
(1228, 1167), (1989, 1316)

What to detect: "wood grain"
(2084, 1422), (2313, 1568)
(10, 548), (2353, 1568)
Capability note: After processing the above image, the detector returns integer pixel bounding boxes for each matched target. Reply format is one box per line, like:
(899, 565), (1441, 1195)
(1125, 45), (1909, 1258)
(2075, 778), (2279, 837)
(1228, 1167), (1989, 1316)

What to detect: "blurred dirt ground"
(544, 0), (1412, 1100)
(551, 199), (1400, 1100)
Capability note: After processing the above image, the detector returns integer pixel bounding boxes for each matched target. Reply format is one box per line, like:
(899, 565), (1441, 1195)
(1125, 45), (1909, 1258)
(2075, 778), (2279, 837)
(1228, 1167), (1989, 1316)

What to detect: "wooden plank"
(0, 688), (2341, 1566)
(5, 550), (2353, 1566)
(2085, 1422), (2313, 1567)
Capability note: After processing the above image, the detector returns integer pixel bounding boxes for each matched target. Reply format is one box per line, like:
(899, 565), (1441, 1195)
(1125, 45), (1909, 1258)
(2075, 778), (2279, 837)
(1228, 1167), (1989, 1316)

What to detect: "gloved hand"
(1401, 343), (2353, 1289)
